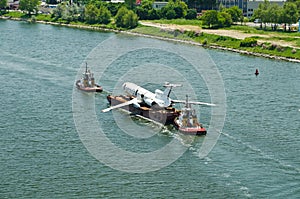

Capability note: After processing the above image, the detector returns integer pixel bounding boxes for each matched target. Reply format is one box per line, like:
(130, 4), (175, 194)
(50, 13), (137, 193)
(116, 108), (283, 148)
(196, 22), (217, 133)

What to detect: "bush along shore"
(1, 15), (300, 63)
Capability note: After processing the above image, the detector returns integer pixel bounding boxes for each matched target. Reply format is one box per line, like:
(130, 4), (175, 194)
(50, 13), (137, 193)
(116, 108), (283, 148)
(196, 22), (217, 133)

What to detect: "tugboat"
(76, 63), (103, 92)
(174, 96), (207, 136)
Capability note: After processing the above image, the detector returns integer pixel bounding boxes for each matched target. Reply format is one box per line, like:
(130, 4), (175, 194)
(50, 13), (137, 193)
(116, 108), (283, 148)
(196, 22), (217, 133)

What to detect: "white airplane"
(102, 82), (215, 112)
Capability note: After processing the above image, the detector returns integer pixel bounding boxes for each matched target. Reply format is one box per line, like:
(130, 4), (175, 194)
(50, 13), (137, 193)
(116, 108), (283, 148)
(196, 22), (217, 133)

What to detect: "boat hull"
(174, 118), (207, 136)
(107, 95), (180, 125)
(76, 80), (103, 92)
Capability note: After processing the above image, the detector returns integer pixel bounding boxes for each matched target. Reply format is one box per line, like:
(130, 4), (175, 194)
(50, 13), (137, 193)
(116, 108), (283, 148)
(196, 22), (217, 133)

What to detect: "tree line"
(252, 0), (299, 31)
(1, 0), (299, 30)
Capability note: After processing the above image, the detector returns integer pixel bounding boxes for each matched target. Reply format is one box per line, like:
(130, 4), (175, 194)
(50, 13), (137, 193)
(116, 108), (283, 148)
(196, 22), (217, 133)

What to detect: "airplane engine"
(144, 98), (156, 107)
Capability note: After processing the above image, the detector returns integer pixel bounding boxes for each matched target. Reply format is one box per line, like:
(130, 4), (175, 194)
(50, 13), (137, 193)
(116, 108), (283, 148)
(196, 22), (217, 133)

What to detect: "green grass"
(132, 25), (300, 60)
(35, 14), (52, 22)
(143, 19), (202, 26)
(4, 11), (27, 18)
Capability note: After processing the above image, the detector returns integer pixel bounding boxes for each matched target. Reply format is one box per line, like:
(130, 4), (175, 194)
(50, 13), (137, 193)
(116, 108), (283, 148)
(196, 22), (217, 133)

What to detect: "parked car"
(254, 19), (261, 23)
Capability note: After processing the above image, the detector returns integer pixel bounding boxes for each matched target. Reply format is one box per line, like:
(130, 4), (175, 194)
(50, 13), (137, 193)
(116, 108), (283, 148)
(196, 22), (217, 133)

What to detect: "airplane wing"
(102, 98), (139, 113)
(172, 100), (216, 107)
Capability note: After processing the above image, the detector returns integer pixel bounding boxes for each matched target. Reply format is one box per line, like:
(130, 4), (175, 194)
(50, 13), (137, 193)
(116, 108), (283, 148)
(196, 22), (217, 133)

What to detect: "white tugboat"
(76, 63), (103, 92)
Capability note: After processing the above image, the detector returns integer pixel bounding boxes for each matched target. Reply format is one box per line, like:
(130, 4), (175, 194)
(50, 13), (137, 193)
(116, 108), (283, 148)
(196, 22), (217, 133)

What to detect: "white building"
(152, 2), (168, 9)
(246, 0), (286, 17)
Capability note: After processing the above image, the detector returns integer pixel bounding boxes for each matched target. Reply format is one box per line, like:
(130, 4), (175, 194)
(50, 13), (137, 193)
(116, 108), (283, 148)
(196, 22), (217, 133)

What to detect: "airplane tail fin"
(163, 82), (182, 97)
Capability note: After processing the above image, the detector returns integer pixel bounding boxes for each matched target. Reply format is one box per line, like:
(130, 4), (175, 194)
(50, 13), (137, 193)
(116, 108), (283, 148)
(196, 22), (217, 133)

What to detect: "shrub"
(185, 9), (197, 20)
(215, 36), (227, 41)
(240, 37), (257, 47)
(115, 7), (138, 29)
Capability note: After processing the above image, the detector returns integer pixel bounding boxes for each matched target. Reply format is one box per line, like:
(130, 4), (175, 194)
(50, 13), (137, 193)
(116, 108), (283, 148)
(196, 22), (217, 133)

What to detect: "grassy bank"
(131, 25), (300, 61)
(2, 12), (300, 62)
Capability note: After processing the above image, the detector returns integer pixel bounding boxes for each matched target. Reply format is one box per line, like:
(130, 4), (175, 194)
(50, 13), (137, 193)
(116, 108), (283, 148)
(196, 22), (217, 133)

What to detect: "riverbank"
(1, 16), (300, 63)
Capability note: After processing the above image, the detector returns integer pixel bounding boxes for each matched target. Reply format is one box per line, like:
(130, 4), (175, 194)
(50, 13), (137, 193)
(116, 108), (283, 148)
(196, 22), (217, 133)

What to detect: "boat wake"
(220, 131), (300, 174)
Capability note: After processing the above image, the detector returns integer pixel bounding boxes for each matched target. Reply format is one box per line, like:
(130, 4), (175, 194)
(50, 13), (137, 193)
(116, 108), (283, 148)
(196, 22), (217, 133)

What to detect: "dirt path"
(140, 21), (299, 49)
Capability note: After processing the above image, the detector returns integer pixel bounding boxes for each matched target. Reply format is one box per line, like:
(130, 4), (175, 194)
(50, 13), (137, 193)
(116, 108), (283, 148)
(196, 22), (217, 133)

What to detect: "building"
(246, 0), (286, 18)
(218, 0), (247, 16)
(7, 0), (19, 10)
(218, 0), (286, 17)
(152, 2), (168, 9)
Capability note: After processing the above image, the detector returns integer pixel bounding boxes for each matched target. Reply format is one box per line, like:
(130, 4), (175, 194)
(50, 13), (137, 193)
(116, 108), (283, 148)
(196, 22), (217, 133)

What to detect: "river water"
(1, 20), (300, 198)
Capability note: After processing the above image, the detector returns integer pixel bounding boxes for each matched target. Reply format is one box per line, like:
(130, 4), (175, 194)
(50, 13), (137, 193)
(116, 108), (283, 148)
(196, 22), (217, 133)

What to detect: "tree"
(85, 4), (99, 24)
(135, 0), (155, 20)
(98, 6), (111, 24)
(225, 6), (243, 24)
(125, 0), (135, 9)
(160, 0), (187, 19)
(107, 2), (121, 16)
(19, 0), (40, 15)
(268, 3), (282, 30)
(52, 3), (66, 20)
(115, 6), (138, 28)
(165, 9), (176, 19)
(218, 11), (232, 27)
(0, 0), (7, 11)
(122, 10), (138, 28)
(280, 2), (299, 31)
(286, 0), (300, 10)
(185, 9), (197, 20)
(61, 4), (80, 22)
(253, 0), (271, 29)
(115, 6), (128, 27)
(201, 10), (218, 28)
(148, 9), (159, 20)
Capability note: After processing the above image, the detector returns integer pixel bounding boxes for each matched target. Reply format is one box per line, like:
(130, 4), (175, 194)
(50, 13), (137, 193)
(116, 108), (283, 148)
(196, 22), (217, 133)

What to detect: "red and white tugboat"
(174, 96), (208, 136)
(76, 63), (103, 92)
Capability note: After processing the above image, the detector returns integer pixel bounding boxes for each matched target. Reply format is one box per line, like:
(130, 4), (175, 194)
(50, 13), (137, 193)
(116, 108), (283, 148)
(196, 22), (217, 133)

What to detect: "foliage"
(135, 0), (158, 20)
(280, 2), (299, 29)
(225, 6), (243, 24)
(98, 6), (111, 24)
(0, 0), (7, 10)
(240, 37), (258, 47)
(62, 4), (80, 22)
(253, 0), (299, 31)
(52, 3), (66, 19)
(106, 2), (121, 16)
(122, 10), (138, 28)
(201, 10), (232, 28)
(84, 3), (111, 24)
(19, 0), (40, 14)
(217, 11), (232, 28)
(160, 0), (188, 19)
(185, 9), (197, 20)
(149, 19), (202, 26)
(115, 6), (128, 27)
(115, 6), (138, 28)
(165, 9), (176, 19)
(85, 4), (99, 24)
(201, 10), (218, 28)
(125, 0), (135, 9)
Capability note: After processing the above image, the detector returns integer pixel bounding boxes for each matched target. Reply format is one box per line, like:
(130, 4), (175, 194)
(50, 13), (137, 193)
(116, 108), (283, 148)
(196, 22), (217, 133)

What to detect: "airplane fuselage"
(122, 82), (171, 107)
